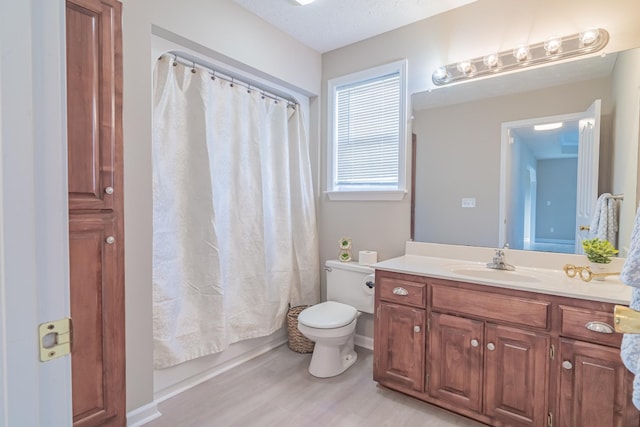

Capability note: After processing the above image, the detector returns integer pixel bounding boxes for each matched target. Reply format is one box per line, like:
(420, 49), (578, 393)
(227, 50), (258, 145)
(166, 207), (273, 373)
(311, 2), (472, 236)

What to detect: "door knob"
(487, 342), (495, 351)
(105, 236), (115, 244)
(470, 339), (479, 347)
(104, 186), (114, 195)
(562, 361), (573, 370)
(414, 326), (421, 333)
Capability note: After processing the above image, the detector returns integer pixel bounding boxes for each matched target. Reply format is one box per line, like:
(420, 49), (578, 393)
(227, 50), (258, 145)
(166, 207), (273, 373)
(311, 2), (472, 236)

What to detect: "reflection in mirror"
(412, 48), (640, 256)
(498, 102), (600, 255)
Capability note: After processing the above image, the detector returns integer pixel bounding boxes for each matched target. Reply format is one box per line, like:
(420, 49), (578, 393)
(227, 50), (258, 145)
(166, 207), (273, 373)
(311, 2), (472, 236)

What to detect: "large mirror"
(411, 47), (640, 256)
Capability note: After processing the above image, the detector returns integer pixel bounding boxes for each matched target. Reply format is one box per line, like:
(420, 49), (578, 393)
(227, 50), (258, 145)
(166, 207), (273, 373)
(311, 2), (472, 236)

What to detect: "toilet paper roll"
(359, 250), (378, 266)
(362, 274), (375, 296)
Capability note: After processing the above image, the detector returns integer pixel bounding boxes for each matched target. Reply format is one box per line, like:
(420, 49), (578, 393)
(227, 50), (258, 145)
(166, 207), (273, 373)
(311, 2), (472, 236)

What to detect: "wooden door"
(428, 312), (483, 413)
(558, 339), (637, 427)
(484, 324), (549, 427)
(66, 0), (125, 426)
(374, 302), (425, 392)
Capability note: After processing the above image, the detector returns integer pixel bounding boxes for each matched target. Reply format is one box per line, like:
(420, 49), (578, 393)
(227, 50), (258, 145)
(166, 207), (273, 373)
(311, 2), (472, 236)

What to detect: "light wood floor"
(145, 344), (486, 427)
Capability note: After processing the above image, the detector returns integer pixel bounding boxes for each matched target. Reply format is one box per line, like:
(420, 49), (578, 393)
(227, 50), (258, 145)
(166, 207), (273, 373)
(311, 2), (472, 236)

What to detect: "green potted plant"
(582, 238), (618, 280)
(582, 238), (618, 264)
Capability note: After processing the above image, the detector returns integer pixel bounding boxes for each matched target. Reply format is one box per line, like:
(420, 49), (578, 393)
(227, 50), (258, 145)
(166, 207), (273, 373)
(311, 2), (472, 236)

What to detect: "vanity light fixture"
(295, 0), (315, 4)
(534, 122), (563, 131)
(432, 28), (609, 86)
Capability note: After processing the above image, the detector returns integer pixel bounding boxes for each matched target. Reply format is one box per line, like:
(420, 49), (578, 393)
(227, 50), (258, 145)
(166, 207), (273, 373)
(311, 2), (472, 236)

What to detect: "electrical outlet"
(461, 198), (476, 208)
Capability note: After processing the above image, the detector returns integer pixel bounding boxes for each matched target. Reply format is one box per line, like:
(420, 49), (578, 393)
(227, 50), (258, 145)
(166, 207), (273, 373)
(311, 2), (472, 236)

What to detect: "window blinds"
(334, 72), (400, 187)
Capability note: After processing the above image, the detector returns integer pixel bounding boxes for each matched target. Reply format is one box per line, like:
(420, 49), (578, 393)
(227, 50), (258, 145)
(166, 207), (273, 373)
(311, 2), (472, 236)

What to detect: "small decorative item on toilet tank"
(338, 237), (352, 262)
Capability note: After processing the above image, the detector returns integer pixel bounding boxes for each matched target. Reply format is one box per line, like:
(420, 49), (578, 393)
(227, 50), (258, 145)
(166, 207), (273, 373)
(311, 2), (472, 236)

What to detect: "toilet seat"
(298, 301), (357, 329)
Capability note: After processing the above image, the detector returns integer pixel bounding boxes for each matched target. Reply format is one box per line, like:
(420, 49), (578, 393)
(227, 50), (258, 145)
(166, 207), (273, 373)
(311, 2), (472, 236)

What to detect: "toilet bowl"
(296, 260), (374, 378)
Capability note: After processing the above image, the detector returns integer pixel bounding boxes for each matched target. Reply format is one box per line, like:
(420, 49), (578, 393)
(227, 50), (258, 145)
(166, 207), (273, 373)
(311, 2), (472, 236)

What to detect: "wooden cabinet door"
(558, 339), (638, 427)
(428, 312), (484, 413)
(375, 302), (425, 392)
(484, 324), (549, 427)
(69, 215), (124, 426)
(66, 0), (124, 425)
(66, 0), (120, 211)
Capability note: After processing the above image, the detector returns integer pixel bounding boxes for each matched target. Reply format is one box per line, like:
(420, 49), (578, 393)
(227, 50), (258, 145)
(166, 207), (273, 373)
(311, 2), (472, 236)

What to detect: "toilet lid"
(297, 301), (357, 329)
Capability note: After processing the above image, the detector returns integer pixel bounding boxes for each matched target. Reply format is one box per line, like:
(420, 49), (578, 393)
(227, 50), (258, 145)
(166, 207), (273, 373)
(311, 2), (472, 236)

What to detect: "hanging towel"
(620, 205), (640, 410)
(590, 193), (618, 245)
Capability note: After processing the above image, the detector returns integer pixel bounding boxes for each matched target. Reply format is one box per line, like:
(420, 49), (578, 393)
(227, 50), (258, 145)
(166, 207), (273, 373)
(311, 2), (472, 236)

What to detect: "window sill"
(325, 190), (407, 201)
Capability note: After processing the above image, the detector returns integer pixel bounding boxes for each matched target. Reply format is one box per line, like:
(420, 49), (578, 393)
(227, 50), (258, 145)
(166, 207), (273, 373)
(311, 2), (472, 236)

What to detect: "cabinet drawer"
(431, 284), (550, 329)
(559, 305), (621, 347)
(378, 276), (426, 308)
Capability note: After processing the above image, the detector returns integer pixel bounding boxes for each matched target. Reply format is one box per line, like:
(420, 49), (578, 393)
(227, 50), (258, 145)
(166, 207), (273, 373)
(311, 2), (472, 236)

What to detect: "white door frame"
(0, 1), (72, 426)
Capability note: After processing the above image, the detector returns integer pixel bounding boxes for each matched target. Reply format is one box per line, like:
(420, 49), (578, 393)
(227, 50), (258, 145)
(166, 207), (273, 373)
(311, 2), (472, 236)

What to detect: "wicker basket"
(286, 305), (315, 353)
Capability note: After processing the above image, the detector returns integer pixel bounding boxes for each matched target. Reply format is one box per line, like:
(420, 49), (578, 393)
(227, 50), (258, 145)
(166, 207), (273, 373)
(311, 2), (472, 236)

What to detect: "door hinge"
(549, 344), (555, 360)
(39, 317), (72, 362)
(426, 373), (429, 385)
(547, 412), (553, 427)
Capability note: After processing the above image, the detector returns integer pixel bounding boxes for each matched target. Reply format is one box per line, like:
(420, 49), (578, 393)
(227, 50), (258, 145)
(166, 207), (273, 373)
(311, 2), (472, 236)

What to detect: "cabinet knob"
(487, 342), (495, 351)
(470, 339), (479, 347)
(105, 236), (115, 244)
(414, 326), (421, 333)
(104, 186), (114, 195)
(392, 287), (409, 296)
(562, 360), (573, 370)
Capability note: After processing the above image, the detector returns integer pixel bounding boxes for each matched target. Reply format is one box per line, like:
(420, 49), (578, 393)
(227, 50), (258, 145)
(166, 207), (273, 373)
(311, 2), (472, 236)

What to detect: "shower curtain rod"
(162, 53), (298, 108)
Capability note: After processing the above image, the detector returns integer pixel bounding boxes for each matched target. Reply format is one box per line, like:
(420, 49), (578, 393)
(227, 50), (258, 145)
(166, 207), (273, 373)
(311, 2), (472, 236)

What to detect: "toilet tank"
(325, 260), (374, 314)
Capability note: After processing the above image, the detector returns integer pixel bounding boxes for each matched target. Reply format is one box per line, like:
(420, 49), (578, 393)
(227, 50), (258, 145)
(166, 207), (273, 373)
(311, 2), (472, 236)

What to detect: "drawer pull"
(392, 287), (409, 296)
(470, 339), (479, 347)
(585, 321), (614, 334)
(562, 360), (573, 370)
(487, 342), (495, 351)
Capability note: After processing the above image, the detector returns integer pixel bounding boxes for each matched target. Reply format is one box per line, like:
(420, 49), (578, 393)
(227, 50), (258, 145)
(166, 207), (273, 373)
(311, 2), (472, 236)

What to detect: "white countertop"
(372, 243), (632, 305)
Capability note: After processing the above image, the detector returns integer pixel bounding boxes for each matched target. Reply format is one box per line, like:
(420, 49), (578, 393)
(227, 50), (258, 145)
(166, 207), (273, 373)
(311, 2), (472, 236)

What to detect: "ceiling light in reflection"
(534, 122), (563, 131)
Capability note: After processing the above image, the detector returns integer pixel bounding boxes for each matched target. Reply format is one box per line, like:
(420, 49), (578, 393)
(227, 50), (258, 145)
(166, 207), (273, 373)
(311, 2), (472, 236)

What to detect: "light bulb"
(580, 28), (600, 46)
(432, 66), (448, 81)
(456, 60), (473, 74)
(483, 53), (500, 68)
(544, 37), (562, 54)
(513, 45), (530, 62)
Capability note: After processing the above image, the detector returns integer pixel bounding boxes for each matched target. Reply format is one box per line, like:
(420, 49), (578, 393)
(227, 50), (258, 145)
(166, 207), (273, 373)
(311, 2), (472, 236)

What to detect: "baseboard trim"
(355, 334), (373, 350)
(126, 401), (161, 427)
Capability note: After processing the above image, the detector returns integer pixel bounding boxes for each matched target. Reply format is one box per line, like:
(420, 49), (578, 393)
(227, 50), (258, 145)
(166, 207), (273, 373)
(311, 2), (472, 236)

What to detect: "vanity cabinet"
(429, 282), (550, 427)
(373, 269), (639, 427)
(374, 272), (427, 393)
(556, 305), (636, 427)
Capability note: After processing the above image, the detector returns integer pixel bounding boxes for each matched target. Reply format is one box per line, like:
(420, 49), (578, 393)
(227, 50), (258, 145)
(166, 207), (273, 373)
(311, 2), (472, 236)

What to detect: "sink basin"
(449, 266), (541, 283)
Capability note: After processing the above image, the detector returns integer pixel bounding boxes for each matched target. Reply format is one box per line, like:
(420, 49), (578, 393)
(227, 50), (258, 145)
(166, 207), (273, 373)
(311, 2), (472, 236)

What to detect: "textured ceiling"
(232, 0), (477, 53)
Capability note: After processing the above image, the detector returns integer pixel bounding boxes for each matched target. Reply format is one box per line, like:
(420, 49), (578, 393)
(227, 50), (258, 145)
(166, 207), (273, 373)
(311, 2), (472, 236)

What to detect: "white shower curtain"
(152, 54), (319, 369)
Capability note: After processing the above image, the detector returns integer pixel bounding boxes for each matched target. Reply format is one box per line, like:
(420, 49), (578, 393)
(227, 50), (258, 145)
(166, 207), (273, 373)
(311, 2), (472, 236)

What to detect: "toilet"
(297, 260), (375, 378)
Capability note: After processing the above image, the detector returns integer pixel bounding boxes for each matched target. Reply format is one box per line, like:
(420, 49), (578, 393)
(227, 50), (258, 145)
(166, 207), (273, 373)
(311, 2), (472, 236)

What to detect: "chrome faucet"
(486, 249), (515, 271)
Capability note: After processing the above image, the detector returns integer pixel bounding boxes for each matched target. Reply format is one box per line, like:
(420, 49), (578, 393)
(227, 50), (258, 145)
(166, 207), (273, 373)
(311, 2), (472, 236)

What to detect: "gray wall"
(536, 158), (578, 241)
(612, 48), (640, 253)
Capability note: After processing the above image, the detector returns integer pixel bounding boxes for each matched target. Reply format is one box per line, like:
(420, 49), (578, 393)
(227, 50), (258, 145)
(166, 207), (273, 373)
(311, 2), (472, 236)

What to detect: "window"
(327, 60), (408, 201)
